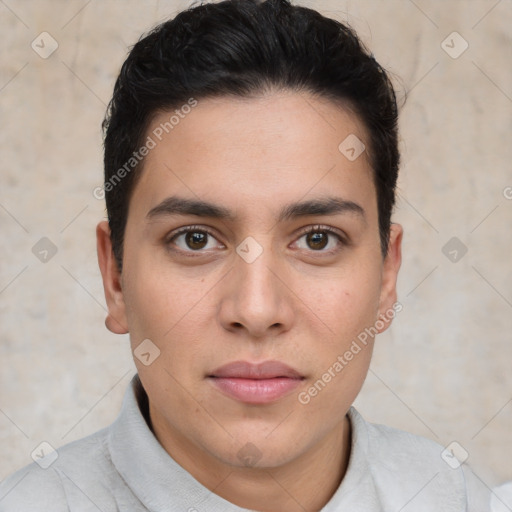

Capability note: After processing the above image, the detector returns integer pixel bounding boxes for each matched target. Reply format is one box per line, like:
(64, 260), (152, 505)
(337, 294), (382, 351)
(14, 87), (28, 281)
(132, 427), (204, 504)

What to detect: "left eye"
(171, 229), (222, 251)
(294, 228), (342, 252)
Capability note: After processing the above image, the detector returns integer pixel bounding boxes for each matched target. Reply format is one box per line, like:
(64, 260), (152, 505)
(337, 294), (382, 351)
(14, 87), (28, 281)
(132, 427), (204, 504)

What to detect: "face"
(97, 91), (402, 472)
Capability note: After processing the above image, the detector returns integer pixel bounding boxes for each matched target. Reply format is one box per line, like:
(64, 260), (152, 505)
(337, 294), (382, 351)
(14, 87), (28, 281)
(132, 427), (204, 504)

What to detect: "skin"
(97, 91), (402, 512)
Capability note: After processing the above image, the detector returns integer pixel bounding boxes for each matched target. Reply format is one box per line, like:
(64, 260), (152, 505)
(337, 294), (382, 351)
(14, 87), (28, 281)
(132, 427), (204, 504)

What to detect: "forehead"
(129, 92), (376, 224)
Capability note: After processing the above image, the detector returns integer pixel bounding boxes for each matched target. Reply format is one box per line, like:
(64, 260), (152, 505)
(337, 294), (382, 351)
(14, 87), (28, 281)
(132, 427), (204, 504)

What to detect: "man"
(0, 0), (491, 510)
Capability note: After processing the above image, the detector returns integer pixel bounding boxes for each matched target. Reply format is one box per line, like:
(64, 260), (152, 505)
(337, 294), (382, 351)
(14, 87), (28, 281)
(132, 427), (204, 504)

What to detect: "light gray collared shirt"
(0, 375), (491, 511)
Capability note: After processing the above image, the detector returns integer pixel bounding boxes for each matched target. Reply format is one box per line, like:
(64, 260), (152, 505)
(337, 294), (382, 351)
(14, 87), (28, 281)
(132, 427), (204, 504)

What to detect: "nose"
(218, 243), (295, 340)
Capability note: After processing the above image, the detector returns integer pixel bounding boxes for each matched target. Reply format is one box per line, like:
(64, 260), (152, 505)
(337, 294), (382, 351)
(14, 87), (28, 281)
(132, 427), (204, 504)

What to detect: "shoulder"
(348, 408), (491, 511)
(0, 464), (67, 512)
(0, 427), (119, 512)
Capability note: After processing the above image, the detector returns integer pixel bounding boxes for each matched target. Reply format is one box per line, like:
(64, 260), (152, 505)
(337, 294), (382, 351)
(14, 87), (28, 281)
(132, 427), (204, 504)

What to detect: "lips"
(208, 360), (304, 404)
(210, 360), (303, 379)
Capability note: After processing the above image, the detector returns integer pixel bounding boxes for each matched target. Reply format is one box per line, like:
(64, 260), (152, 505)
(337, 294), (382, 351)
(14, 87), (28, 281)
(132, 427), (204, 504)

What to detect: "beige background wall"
(1, 0), (511, 491)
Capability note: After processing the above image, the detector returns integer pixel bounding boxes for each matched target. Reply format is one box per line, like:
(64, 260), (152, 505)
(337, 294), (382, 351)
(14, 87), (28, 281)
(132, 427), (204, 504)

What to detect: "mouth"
(208, 360), (305, 404)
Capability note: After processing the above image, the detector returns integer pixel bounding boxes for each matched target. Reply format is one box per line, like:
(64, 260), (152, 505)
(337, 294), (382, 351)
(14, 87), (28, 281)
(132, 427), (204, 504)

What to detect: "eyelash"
(165, 224), (347, 256)
(295, 225), (347, 254)
(165, 225), (221, 256)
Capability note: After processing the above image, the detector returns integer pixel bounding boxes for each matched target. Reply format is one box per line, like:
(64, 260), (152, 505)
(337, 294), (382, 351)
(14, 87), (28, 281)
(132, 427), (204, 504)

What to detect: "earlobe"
(105, 315), (128, 334)
(96, 221), (129, 335)
(377, 223), (403, 333)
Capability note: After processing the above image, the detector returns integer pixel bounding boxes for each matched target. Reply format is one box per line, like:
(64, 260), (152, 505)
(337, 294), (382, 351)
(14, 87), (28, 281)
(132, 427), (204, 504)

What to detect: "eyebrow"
(146, 195), (365, 222)
(278, 197), (365, 222)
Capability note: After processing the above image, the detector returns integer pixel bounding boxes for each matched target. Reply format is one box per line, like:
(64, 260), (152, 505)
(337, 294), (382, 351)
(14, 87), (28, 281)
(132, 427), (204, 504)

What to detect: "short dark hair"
(102, 0), (400, 270)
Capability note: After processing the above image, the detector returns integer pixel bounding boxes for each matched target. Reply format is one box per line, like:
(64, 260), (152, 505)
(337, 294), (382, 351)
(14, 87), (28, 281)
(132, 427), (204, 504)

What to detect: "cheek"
(297, 274), (380, 414)
(299, 261), (382, 344)
(122, 256), (200, 337)
(122, 262), (214, 374)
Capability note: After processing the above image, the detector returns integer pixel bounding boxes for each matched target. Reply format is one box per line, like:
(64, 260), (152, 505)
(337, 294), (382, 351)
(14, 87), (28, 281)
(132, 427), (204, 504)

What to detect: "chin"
(214, 424), (311, 469)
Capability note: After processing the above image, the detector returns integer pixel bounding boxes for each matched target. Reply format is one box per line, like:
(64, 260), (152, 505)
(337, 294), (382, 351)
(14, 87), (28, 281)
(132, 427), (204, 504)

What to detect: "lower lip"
(210, 377), (302, 404)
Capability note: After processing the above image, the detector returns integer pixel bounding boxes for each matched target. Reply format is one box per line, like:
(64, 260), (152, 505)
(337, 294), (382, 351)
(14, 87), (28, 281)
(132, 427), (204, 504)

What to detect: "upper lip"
(209, 360), (303, 379)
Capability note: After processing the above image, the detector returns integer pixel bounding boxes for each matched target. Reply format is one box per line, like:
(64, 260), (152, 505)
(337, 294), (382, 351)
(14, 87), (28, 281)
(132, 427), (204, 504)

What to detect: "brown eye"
(168, 226), (224, 253)
(306, 231), (329, 250)
(294, 226), (345, 254)
(185, 231), (208, 250)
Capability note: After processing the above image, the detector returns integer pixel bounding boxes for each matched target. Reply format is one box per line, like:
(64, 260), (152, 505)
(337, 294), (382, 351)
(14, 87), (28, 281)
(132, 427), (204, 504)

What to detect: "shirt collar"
(322, 407), (383, 511)
(108, 375), (252, 511)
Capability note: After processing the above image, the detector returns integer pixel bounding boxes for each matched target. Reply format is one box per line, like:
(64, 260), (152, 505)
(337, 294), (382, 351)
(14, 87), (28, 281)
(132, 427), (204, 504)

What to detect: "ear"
(376, 223), (403, 333)
(96, 221), (129, 334)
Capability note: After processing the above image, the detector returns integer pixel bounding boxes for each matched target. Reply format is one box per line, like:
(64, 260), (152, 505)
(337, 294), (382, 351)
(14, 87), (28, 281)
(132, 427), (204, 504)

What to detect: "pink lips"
(209, 360), (304, 404)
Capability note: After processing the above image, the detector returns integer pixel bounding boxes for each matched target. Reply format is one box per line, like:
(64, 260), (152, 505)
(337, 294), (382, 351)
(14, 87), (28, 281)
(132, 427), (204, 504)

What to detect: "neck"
(149, 401), (351, 512)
